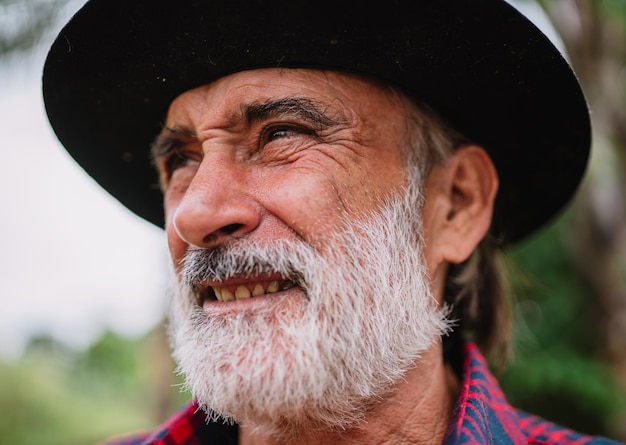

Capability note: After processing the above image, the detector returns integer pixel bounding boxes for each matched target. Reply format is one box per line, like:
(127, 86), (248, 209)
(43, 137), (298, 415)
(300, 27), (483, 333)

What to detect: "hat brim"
(43, 0), (590, 244)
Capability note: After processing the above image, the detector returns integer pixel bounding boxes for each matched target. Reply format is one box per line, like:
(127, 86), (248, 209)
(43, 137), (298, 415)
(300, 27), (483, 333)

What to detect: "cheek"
(257, 168), (347, 237)
(258, 160), (408, 240)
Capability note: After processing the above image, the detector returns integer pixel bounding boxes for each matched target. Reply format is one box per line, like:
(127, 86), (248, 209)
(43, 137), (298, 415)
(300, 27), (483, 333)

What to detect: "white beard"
(168, 185), (450, 441)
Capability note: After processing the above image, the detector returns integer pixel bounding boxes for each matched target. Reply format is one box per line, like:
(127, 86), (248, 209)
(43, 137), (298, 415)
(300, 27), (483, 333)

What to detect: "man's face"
(155, 69), (448, 437)
(156, 68), (433, 270)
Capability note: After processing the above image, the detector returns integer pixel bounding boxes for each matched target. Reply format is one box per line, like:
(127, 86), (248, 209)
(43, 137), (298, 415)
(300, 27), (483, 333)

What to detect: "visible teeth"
(235, 285), (251, 300)
(213, 288), (223, 302)
(252, 284), (265, 296)
(267, 281), (280, 293)
(221, 288), (235, 302)
(210, 279), (295, 303)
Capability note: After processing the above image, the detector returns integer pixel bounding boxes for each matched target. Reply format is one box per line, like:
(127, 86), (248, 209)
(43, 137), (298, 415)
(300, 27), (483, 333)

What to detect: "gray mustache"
(181, 244), (309, 288)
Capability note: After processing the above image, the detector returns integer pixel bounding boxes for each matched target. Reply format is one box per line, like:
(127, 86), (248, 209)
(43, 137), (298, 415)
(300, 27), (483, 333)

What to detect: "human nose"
(171, 159), (260, 249)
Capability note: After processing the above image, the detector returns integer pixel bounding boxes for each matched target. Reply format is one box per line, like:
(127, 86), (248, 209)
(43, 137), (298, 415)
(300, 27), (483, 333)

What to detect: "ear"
(422, 145), (498, 269)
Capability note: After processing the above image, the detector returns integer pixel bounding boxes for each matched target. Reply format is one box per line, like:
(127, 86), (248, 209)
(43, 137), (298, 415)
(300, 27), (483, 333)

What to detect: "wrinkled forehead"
(167, 68), (410, 118)
(162, 68), (416, 139)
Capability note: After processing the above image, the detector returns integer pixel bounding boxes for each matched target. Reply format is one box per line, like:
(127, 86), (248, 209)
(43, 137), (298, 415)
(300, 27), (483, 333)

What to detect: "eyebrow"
(151, 126), (197, 162)
(242, 97), (347, 129)
(151, 97), (348, 161)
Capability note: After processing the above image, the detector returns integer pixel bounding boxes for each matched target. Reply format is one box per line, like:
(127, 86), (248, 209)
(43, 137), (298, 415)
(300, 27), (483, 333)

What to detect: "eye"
(268, 128), (292, 140)
(164, 149), (201, 177)
(260, 124), (314, 146)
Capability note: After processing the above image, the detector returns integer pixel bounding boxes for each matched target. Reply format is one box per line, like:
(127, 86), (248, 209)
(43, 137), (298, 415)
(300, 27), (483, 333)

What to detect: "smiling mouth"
(198, 279), (298, 303)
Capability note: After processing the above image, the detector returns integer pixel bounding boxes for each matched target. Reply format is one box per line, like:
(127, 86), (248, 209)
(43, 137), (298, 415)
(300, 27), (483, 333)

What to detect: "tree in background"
(499, 0), (626, 440)
(541, 0), (626, 395)
(0, 0), (67, 57)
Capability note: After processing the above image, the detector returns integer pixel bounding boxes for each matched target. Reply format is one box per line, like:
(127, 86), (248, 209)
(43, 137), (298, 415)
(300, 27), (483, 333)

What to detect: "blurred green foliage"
(0, 330), (188, 445)
(500, 215), (626, 438)
(600, 0), (626, 24)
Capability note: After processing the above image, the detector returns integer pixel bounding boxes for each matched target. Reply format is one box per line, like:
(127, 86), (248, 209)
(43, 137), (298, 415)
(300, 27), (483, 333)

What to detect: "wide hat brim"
(43, 0), (590, 244)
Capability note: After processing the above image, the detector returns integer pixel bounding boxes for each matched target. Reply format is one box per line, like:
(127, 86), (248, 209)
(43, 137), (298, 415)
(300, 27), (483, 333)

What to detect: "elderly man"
(43, 0), (622, 444)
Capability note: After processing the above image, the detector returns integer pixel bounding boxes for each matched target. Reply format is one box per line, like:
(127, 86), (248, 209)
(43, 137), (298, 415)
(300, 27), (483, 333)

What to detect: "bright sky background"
(0, 0), (168, 358)
(0, 0), (562, 359)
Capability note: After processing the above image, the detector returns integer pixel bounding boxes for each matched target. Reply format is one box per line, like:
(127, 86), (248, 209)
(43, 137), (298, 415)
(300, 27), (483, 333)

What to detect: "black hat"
(42, 0), (590, 244)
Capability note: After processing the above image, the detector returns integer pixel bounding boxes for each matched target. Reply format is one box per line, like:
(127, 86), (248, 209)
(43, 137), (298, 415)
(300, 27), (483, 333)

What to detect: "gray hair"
(396, 91), (511, 366)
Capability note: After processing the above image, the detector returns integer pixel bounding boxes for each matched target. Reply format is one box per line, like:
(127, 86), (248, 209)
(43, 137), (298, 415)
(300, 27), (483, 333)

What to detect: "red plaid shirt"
(102, 343), (622, 445)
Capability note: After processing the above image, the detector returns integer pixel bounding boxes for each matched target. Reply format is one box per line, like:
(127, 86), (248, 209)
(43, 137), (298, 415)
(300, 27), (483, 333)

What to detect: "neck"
(239, 343), (460, 445)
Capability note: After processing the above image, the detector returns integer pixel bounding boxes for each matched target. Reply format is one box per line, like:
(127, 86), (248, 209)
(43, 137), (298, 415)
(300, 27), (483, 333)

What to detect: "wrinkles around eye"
(161, 150), (201, 188)
(171, 150), (201, 169)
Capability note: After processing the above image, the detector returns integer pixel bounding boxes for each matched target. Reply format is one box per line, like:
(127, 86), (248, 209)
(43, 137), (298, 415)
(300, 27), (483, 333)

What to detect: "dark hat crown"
(43, 0), (591, 243)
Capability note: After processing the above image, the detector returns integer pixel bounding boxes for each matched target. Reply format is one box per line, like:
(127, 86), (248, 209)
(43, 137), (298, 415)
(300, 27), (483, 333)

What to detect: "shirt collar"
(443, 342), (527, 445)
